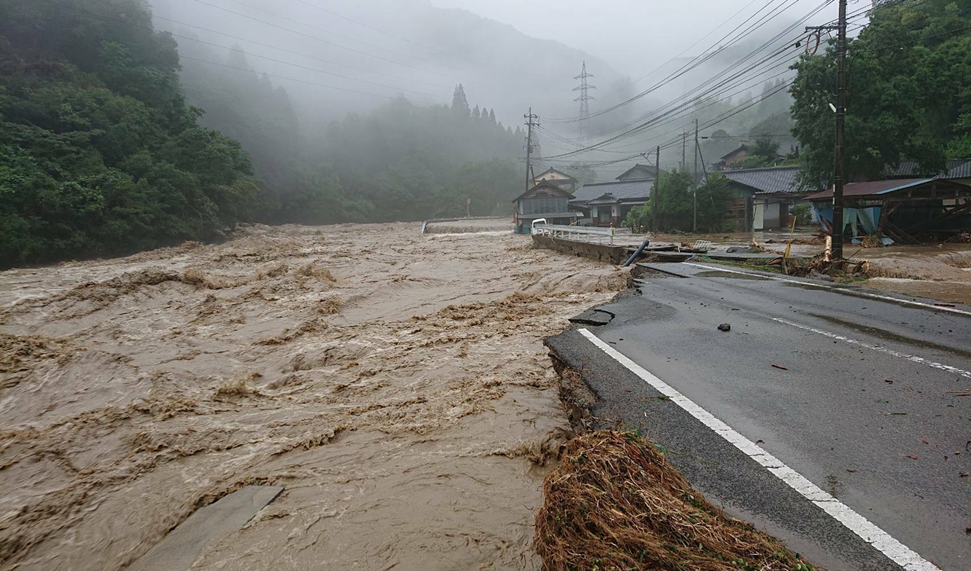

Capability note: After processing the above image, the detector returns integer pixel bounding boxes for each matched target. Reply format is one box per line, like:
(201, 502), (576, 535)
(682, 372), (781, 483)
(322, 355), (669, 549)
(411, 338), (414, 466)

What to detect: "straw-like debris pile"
(780, 254), (869, 279)
(534, 431), (817, 571)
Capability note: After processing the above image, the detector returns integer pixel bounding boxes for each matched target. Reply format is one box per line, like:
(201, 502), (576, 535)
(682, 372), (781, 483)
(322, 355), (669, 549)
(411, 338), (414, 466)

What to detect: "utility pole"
(694, 119), (700, 233)
(833, 0), (847, 260)
(653, 145), (660, 233)
(524, 108), (539, 194)
(806, 2), (846, 259)
(682, 132), (688, 171)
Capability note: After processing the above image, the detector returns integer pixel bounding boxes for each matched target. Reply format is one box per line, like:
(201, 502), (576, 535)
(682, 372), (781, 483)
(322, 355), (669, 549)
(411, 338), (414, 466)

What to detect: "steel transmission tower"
(573, 61), (596, 143)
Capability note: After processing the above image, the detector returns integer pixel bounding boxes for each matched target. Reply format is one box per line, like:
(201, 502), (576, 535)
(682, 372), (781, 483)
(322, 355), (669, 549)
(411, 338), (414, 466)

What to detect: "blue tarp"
(814, 204), (882, 237)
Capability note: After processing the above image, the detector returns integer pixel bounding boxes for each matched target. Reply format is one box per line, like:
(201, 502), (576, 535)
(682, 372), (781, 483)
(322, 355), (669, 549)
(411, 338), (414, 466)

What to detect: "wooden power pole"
(832, 0), (847, 260)
(806, 2), (847, 259)
(694, 119), (699, 233)
(653, 145), (660, 233)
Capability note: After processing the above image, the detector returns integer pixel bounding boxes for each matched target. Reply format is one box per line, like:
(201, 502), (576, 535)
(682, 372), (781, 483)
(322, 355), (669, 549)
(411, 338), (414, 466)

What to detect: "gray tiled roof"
(571, 179), (654, 203)
(885, 159), (971, 180)
(720, 166), (804, 194)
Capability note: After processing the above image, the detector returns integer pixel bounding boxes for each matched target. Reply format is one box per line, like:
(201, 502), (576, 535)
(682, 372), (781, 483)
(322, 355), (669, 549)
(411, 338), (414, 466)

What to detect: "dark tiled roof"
(511, 180), (574, 203)
(616, 163), (659, 181)
(885, 159), (971, 180)
(720, 145), (748, 161)
(588, 193), (619, 205)
(571, 179), (654, 203)
(721, 166), (804, 194)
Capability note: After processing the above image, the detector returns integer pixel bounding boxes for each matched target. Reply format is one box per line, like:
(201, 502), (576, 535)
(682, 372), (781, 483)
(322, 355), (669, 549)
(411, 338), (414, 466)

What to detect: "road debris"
(534, 431), (818, 571)
(772, 364), (789, 371)
(717, 323), (731, 332)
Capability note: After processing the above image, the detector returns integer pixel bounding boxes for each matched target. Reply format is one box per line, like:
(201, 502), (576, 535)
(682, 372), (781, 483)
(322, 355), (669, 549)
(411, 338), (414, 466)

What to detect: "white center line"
(578, 327), (939, 571)
(772, 317), (971, 379)
(682, 262), (971, 318)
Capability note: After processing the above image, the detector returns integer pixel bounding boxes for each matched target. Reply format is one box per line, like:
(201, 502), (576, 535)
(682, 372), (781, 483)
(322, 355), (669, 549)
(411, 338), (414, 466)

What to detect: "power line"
(187, 0), (463, 81)
(151, 14), (450, 89)
(286, 0), (458, 59)
(178, 55), (422, 99)
(594, 0), (769, 103)
(42, 0), (447, 100)
(537, 0), (836, 158)
(547, 0), (817, 124)
(219, 0), (463, 71)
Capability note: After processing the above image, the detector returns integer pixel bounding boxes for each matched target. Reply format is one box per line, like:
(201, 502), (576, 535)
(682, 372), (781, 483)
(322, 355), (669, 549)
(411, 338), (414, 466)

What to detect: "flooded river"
(0, 223), (628, 571)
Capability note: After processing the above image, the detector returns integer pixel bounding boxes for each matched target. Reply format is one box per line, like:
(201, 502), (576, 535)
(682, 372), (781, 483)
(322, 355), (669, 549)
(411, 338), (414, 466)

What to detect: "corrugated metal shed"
(571, 179), (654, 203)
(720, 166), (803, 194)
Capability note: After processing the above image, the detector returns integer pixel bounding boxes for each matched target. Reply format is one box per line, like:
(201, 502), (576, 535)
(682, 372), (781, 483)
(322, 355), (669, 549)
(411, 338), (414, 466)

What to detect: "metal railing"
(532, 223), (617, 246)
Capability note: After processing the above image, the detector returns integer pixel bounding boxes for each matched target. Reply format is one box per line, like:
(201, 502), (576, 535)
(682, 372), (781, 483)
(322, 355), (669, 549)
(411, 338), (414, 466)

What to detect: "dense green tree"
(790, 0), (971, 189)
(752, 137), (780, 158)
(625, 171), (735, 233)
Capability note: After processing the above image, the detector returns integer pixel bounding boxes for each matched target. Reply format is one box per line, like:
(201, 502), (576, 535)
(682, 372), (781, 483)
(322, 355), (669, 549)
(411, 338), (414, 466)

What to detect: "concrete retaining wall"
(531, 235), (627, 265)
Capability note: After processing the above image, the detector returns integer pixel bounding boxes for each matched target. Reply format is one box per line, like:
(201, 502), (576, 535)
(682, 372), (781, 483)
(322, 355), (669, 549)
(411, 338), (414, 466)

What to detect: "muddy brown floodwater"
(0, 223), (629, 571)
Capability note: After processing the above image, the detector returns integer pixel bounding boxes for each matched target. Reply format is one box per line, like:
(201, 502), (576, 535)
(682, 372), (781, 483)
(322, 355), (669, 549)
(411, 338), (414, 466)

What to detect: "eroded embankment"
(0, 223), (629, 571)
(537, 284), (818, 571)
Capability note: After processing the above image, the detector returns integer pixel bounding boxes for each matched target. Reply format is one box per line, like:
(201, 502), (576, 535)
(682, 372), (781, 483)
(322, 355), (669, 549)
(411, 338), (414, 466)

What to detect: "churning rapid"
(0, 221), (630, 571)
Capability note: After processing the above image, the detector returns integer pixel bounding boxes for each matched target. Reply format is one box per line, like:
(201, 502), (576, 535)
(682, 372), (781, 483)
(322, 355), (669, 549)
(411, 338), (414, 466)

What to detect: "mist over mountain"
(149, 0), (625, 127)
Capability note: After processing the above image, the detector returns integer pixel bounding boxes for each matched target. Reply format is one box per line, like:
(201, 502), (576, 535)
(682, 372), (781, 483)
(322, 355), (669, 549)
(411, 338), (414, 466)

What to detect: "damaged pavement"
(547, 261), (971, 570)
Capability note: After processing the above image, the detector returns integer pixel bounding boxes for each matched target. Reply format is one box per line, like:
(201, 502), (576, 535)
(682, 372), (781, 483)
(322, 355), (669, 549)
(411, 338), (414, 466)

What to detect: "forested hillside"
(0, 0), (527, 267)
(0, 0), (258, 266)
(177, 39), (525, 224)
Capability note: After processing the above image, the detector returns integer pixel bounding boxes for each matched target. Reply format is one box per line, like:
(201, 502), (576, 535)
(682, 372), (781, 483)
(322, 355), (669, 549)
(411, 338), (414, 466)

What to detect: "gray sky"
(428, 0), (843, 75)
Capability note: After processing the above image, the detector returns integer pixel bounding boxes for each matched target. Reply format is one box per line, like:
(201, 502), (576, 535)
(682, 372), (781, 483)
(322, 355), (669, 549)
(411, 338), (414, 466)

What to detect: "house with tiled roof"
(719, 166), (817, 231)
(570, 167), (656, 227)
(512, 181), (582, 234)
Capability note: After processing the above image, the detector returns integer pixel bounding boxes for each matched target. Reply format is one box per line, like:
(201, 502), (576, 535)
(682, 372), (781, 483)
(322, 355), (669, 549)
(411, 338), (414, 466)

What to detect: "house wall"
(764, 202), (782, 228)
(518, 197), (570, 215)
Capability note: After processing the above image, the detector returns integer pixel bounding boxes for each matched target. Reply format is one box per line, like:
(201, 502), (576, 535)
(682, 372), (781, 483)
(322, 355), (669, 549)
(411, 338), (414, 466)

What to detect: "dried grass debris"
(534, 431), (817, 571)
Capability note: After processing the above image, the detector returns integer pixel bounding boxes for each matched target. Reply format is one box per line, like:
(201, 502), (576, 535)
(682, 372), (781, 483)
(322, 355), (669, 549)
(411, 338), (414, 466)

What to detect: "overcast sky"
(427, 0), (844, 75)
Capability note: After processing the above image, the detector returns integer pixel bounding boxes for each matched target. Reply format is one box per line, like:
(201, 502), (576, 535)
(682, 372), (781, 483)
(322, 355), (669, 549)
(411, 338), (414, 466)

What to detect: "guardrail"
(532, 223), (617, 246)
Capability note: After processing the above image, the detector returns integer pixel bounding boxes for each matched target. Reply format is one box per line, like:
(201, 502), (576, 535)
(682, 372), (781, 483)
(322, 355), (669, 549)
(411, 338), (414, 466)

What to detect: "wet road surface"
(547, 262), (971, 570)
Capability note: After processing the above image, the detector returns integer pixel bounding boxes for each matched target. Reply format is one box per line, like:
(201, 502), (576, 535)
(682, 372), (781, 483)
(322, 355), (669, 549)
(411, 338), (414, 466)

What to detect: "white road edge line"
(577, 327), (939, 571)
(772, 317), (971, 379)
(682, 262), (971, 318)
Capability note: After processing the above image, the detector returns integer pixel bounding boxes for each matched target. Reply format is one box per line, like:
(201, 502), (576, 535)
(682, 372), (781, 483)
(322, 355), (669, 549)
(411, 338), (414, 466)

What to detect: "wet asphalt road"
(547, 262), (971, 570)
